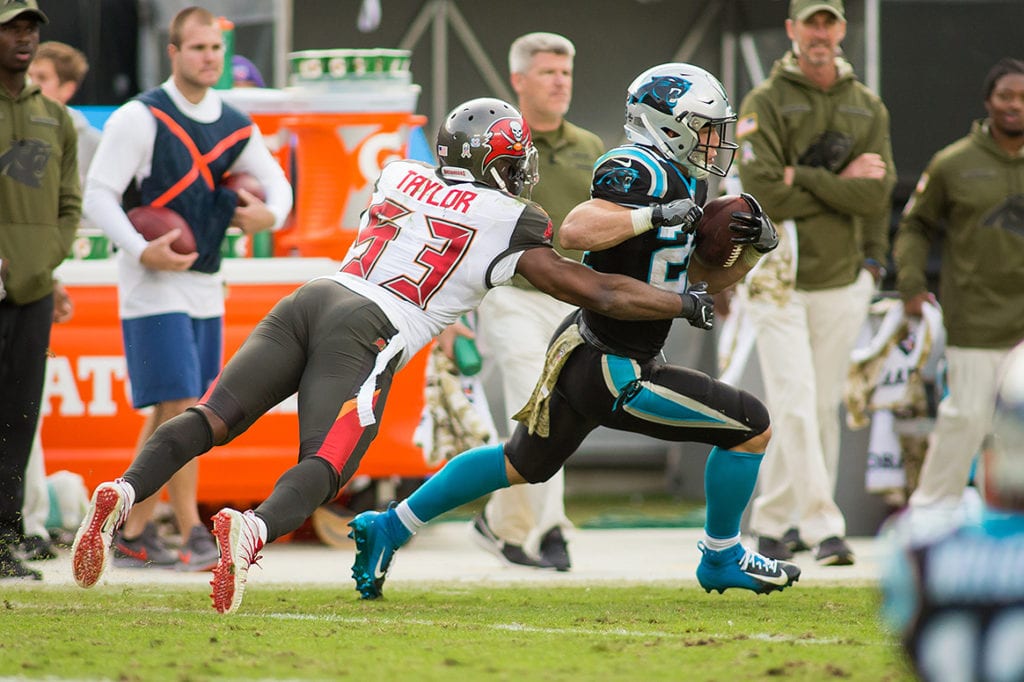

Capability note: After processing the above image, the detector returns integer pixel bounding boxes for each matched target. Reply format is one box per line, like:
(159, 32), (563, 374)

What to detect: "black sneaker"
(757, 534), (794, 560)
(815, 536), (855, 566)
(469, 513), (554, 569)
(112, 522), (178, 568)
(177, 524), (219, 572)
(539, 526), (571, 572)
(782, 527), (810, 553)
(20, 535), (57, 561)
(0, 543), (42, 580)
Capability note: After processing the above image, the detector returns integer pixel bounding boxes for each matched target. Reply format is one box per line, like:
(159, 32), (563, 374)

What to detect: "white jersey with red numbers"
(326, 159), (553, 363)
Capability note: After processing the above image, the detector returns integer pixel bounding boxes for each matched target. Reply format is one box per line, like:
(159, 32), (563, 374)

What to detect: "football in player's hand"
(222, 172), (266, 203)
(127, 205), (196, 255)
(694, 194), (753, 269)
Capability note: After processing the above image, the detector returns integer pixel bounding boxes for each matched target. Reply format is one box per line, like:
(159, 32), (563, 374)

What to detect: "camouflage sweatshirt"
(736, 53), (895, 291)
(894, 120), (1024, 349)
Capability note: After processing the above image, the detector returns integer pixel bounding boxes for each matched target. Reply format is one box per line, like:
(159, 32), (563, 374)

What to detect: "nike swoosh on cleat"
(745, 569), (790, 586)
(373, 551), (388, 580)
(612, 158), (631, 166)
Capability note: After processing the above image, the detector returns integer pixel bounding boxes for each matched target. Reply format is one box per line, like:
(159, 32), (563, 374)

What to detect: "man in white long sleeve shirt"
(83, 6), (292, 571)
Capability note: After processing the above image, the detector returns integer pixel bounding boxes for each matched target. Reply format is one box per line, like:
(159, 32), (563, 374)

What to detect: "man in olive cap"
(0, 0), (48, 25)
(735, 0), (896, 566)
(1, 0), (81, 580)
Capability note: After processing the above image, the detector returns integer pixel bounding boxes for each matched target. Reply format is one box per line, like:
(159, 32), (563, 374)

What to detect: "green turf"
(1, 585), (914, 681)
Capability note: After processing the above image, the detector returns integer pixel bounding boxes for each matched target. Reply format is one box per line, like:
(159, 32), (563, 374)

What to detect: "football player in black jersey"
(349, 64), (794, 600)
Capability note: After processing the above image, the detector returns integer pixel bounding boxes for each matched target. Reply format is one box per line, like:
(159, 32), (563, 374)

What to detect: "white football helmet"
(624, 63), (738, 179)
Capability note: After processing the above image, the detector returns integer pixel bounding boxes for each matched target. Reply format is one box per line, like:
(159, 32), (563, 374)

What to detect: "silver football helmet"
(436, 97), (539, 196)
(623, 63), (738, 179)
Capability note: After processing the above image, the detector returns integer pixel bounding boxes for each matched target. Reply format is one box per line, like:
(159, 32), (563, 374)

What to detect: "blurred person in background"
(231, 54), (265, 88)
(17, 39), (98, 562)
(896, 57), (1024, 516)
(735, 0), (895, 566)
(0, 0), (80, 580)
(880, 341), (1024, 682)
(81, 5), (291, 572)
(467, 31), (605, 572)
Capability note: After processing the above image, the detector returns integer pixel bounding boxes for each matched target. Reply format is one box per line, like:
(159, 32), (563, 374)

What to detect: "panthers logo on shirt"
(478, 117), (531, 170)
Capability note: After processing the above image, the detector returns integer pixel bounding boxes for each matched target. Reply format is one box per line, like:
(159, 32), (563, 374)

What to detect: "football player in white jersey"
(71, 97), (716, 614)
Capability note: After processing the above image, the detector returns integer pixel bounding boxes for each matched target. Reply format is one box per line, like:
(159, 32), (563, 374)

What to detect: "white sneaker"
(71, 479), (134, 588)
(210, 508), (265, 614)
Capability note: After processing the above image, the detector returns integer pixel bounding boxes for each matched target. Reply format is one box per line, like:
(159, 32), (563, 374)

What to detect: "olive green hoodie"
(0, 81), (80, 304)
(736, 53), (895, 290)
(895, 120), (1024, 349)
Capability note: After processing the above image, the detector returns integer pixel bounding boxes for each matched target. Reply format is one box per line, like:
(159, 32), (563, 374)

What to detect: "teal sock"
(405, 443), (510, 527)
(704, 446), (763, 540)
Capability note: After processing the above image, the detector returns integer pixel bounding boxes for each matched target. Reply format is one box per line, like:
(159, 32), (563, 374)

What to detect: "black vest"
(136, 87), (251, 273)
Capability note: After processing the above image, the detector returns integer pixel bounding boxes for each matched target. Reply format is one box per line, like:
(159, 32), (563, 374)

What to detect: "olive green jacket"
(894, 120), (1024, 349)
(513, 119), (604, 290)
(736, 53), (895, 290)
(0, 82), (81, 304)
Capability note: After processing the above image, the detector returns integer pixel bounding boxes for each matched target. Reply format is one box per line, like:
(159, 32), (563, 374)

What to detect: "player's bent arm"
(560, 199), (640, 252)
(516, 247), (683, 320)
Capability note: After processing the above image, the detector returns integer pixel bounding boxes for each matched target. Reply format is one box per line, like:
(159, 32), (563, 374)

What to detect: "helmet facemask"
(436, 97), (538, 197)
(487, 145), (539, 197)
(625, 63), (738, 179)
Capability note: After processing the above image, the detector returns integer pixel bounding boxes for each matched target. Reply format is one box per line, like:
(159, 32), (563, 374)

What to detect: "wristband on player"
(630, 207), (654, 236)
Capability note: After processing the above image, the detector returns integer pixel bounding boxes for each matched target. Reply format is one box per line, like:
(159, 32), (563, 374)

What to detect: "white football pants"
(910, 346), (1010, 509)
(746, 269), (874, 545)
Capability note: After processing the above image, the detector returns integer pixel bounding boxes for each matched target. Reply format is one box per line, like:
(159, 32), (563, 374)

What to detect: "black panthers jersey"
(583, 144), (708, 359)
(903, 526), (1024, 682)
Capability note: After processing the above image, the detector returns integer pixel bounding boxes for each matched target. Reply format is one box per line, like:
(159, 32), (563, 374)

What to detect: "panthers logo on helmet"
(631, 76), (692, 115)
(480, 117), (531, 170)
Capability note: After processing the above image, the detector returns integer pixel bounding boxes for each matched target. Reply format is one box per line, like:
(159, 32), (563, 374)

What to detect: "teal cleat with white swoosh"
(696, 541), (801, 594)
(349, 503), (405, 600)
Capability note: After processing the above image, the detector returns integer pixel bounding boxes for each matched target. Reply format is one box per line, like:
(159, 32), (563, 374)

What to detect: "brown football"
(222, 172), (266, 203)
(694, 194), (752, 269)
(127, 205), (196, 255)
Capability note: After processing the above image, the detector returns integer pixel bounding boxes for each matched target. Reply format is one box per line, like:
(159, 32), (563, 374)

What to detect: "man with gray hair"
(468, 31), (604, 571)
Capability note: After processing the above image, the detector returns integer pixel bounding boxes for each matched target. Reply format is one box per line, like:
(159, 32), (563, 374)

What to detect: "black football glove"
(651, 198), (703, 233)
(678, 281), (714, 330)
(728, 193), (778, 253)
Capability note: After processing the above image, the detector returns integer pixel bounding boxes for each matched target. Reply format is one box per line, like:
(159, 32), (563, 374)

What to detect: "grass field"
(2, 584), (914, 681)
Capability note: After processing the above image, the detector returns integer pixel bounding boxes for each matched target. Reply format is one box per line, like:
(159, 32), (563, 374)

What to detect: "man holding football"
(81, 6), (292, 572)
(347, 63), (791, 602)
